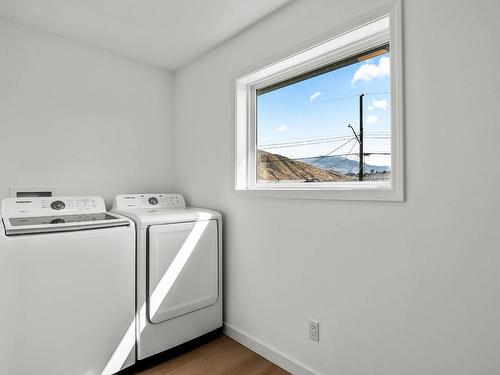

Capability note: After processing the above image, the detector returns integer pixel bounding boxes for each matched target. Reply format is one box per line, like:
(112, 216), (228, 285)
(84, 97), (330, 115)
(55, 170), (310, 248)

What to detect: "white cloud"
(368, 105), (374, 111)
(309, 91), (321, 102)
(372, 99), (389, 110)
(365, 115), (378, 124)
(352, 56), (390, 84)
(275, 125), (287, 132)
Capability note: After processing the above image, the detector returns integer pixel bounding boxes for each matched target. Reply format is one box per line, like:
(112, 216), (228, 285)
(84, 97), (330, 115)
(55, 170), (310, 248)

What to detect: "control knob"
(148, 197), (159, 205)
(51, 200), (65, 210)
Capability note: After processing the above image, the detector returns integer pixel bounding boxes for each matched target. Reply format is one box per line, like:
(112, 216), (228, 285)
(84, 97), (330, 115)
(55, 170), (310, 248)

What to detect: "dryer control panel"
(113, 194), (186, 210)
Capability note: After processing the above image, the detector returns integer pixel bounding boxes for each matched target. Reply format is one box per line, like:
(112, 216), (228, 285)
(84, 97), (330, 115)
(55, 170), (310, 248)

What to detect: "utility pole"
(359, 94), (364, 181)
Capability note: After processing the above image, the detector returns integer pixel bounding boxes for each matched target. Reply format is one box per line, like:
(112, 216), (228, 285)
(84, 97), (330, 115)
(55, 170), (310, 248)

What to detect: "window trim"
(234, 1), (404, 201)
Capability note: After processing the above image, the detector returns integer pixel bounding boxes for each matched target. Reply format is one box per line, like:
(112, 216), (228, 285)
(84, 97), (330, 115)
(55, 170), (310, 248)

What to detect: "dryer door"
(148, 219), (218, 323)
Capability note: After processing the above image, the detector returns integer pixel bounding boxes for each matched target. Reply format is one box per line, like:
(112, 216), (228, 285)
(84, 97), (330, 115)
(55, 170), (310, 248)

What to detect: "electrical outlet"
(308, 319), (319, 341)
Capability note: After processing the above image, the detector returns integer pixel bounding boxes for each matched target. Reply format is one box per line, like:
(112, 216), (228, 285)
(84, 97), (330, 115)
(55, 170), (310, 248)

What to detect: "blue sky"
(257, 53), (391, 167)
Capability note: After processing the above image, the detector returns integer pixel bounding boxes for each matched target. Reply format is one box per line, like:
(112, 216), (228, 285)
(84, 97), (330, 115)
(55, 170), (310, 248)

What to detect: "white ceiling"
(0, 0), (292, 70)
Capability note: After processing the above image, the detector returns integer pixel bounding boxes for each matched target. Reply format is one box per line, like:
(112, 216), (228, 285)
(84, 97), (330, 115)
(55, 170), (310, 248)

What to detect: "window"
(257, 44), (390, 184)
(235, 4), (403, 201)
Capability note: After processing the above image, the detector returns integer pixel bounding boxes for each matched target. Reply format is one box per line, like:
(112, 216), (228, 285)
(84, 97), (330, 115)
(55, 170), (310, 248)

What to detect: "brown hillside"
(257, 150), (342, 182)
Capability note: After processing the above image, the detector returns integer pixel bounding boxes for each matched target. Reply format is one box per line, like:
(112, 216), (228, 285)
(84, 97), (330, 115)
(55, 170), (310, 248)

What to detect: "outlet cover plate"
(308, 319), (319, 342)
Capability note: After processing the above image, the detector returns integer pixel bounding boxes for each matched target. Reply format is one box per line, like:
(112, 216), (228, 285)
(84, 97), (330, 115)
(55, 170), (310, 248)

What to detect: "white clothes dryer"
(112, 194), (222, 360)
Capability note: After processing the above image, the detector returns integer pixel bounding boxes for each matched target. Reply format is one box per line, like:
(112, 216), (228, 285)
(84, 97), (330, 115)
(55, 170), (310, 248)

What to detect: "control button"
(148, 197), (159, 205)
(50, 218), (65, 224)
(50, 200), (65, 210)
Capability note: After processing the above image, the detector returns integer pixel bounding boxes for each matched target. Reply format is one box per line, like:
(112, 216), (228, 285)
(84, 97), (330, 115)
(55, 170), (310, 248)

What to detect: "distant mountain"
(257, 150), (342, 182)
(301, 155), (390, 175)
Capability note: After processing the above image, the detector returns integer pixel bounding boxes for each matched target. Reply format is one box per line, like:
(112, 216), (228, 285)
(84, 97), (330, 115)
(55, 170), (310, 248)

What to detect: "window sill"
(235, 182), (403, 202)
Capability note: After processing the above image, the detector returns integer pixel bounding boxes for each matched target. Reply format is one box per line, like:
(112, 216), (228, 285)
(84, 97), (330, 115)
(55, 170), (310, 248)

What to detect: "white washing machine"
(112, 193), (222, 360)
(0, 196), (136, 375)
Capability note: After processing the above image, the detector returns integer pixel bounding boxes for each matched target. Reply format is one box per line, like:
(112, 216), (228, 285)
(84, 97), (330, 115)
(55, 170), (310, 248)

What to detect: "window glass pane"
(256, 47), (391, 184)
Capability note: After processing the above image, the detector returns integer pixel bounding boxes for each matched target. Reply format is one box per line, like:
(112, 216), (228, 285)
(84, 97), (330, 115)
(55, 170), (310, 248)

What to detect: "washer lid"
(1, 196), (131, 235)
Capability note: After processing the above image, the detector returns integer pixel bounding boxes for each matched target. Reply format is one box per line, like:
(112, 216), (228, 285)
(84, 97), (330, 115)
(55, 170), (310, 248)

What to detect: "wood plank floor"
(134, 335), (290, 375)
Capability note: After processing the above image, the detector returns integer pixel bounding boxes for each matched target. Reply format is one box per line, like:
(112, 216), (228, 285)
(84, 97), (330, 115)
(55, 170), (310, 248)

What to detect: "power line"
(258, 91), (390, 113)
(259, 135), (390, 150)
(260, 134), (353, 147)
(259, 136), (390, 150)
(259, 94), (358, 113)
(364, 91), (389, 96)
(258, 151), (390, 163)
(307, 138), (357, 167)
(260, 132), (390, 145)
(259, 132), (390, 150)
(259, 137), (355, 166)
(345, 139), (358, 159)
(260, 136), (353, 150)
(258, 91), (392, 176)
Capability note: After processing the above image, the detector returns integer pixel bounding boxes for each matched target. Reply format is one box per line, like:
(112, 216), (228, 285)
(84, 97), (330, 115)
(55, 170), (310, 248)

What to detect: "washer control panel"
(113, 194), (185, 210)
(1, 196), (106, 218)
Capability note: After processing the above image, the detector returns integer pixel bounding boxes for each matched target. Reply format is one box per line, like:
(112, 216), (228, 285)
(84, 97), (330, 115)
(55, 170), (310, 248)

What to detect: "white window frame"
(234, 1), (404, 201)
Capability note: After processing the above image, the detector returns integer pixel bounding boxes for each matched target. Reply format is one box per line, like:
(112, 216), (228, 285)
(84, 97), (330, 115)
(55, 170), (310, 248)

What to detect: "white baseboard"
(223, 322), (319, 375)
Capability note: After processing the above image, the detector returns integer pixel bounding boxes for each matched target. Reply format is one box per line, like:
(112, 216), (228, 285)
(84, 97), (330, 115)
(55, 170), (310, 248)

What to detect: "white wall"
(173, 0), (500, 374)
(0, 18), (174, 205)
